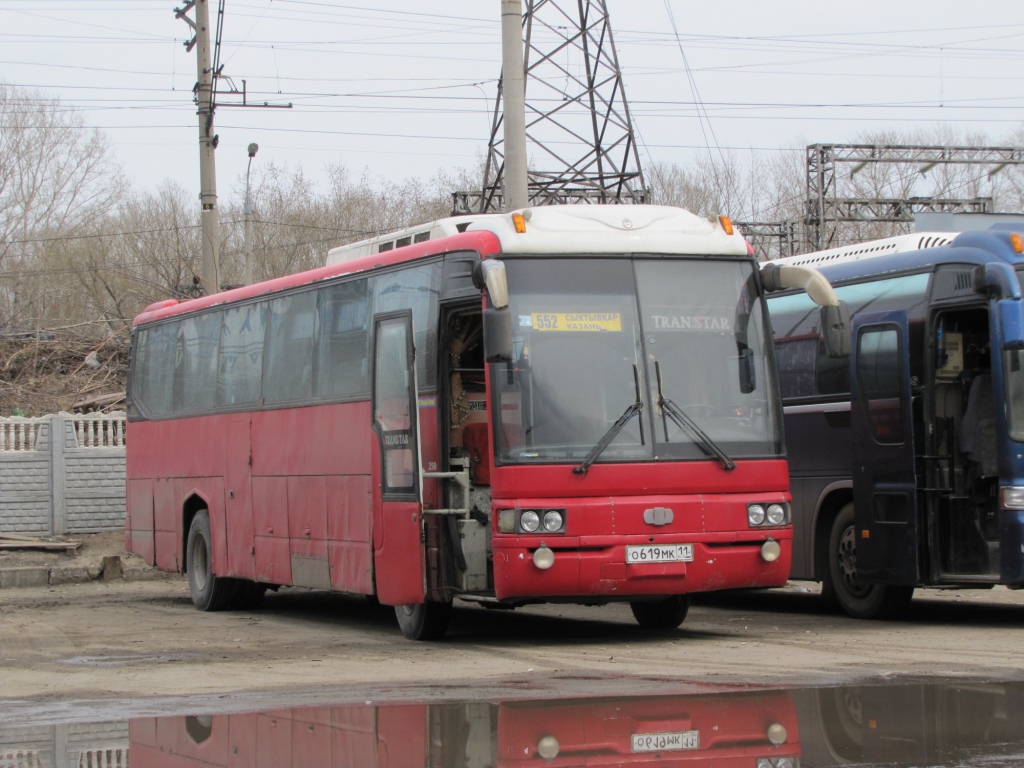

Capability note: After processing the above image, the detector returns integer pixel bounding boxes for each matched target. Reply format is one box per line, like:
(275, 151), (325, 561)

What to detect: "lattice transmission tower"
(452, 0), (646, 214)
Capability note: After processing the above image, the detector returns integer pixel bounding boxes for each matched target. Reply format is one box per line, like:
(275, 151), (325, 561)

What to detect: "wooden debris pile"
(0, 330), (129, 417)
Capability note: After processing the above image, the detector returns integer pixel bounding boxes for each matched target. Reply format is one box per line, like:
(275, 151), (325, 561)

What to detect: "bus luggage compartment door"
(850, 310), (920, 585)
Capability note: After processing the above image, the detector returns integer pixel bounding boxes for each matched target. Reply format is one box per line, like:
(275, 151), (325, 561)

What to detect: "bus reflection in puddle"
(54, 680), (1024, 767)
(129, 691), (798, 768)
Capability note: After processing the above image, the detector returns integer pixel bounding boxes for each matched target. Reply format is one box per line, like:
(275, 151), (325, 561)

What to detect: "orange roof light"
(512, 212), (527, 234)
(1011, 232), (1024, 254)
(718, 215), (734, 236)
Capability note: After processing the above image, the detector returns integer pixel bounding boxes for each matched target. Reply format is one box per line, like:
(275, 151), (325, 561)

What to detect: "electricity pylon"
(453, 0), (647, 214)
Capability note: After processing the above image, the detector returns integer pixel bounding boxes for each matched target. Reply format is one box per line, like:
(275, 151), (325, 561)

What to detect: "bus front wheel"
(186, 510), (236, 612)
(825, 503), (913, 619)
(395, 600), (452, 641)
(629, 595), (691, 629)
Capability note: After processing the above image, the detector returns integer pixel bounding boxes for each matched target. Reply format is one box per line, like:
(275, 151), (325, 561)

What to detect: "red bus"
(125, 204), (843, 639)
(129, 691), (800, 767)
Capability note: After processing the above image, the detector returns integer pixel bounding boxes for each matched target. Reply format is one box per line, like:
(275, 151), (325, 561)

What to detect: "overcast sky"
(3, 0), (1023, 205)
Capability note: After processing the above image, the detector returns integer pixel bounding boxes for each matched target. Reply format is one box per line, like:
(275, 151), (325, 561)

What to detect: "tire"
(229, 579), (267, 610)
(629, 595), (691, 629)
(394, 600), (452, 641)
(186, 510), (236, 612)
(825, 503), (914, 619)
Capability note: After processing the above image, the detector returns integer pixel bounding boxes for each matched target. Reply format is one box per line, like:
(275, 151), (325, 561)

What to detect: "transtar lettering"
(652, 315), (731, 331)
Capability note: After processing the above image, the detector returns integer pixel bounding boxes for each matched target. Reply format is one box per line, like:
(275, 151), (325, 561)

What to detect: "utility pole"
(175, 0), (220, 294)
(500, 0), (529, 211)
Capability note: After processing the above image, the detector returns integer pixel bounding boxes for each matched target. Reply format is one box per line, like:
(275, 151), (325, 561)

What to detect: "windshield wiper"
(654, 361), (736, 471)
(573, 364), (645, 476)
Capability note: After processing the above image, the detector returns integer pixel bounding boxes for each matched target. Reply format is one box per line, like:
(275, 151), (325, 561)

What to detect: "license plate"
(626, 544), (693, 563)
(631, 730), (699, 753)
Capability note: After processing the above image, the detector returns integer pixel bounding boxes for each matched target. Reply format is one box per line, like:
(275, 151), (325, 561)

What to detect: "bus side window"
(174, 312), (220, 414)
(218, 302), (267, 407)
(136, 322), (178, 417)
(318, 278), (371, 400)
(816, 341), (850, 395)
(265, 291), (317, 405)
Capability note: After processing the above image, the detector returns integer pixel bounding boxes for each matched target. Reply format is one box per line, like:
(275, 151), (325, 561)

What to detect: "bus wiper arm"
(573, 364), (645, 476)
(654, 361), (736, 471)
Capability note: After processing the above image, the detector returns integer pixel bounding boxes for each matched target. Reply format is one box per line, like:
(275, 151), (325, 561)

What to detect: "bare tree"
(0, 83), (126, 327)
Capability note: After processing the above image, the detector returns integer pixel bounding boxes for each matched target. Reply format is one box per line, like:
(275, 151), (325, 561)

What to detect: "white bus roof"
(769, 232), (958, 269)
(325, 214), (488, 266)
(326, 205), (747, 264)
(469, 205), (747, 255)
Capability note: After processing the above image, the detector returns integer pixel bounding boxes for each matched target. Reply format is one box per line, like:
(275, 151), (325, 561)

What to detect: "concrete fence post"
(50, 414), (67, 536)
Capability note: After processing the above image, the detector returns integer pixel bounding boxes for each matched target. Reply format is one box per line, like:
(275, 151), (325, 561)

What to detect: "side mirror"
(820, 301), (851, 359)
(738, 347), (756, 394)
(999, 298), (1024, 350)
(483, 307), (514, 363)
(472, 259), (509, 309)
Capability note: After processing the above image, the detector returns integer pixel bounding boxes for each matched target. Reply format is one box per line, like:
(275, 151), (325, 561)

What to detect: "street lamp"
(243, 142), (259, 286)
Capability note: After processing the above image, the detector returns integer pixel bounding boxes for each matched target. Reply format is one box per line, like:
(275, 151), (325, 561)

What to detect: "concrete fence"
(0, 721), (128, 768)
(0, 413), (127, 536)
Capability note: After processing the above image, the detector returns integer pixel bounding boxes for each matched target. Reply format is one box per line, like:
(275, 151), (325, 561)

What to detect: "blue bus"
(767, 228), (1024, 618)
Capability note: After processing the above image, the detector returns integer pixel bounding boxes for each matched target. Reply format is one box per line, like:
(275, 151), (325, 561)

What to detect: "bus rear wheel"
(825, 503), (913, 620)
(629, 595), (691, 629)
(186, 510), (236, 612)
(395, 600), (452, 641)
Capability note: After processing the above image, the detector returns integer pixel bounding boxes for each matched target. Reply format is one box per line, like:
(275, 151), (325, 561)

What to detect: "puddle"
(3, 679), (1023, 766)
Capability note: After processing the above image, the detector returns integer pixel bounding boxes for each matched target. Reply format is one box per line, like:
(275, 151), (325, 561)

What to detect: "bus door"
(371, 310), (425, 606)
(850, 310), (920, 585)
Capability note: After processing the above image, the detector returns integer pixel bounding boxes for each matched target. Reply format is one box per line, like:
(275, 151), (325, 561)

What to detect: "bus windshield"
(493, 256), (781, 466)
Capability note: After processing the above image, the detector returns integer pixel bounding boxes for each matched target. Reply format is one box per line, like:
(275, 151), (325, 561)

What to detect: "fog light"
(767, 503), (786, 525)
(761, 539), (781, 562)
(767, 722), (787, 745)
(521, 510), (540, 532)
(537, 735), (559, 759)
(533, 545), (555, 570)
(748, 504), (766, 526)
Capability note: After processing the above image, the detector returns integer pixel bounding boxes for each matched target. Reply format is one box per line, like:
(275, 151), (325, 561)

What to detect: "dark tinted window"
(768, 272), (929, 400)
(857, 325), (905, 444)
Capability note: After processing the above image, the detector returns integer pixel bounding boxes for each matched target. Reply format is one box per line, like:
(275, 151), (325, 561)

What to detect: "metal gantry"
(805, 143), (1024, 251)
(453, 0), (647, 214)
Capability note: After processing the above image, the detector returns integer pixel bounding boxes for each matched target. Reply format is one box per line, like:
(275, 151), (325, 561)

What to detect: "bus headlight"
(767, 503), (787, 525)
(543, 510), (565, 533)
(761, 539), (781, 562)
(748, 504), (766, 526)
(520, 510), (540, 532)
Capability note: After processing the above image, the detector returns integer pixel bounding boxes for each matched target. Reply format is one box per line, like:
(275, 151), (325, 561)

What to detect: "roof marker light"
(512, 212), (527, 234)
(1011, 232), (1023, 254)
(718, 215), (734, 235)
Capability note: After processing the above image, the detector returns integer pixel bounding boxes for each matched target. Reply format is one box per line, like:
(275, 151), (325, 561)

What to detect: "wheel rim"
(193, 535), (209, 591)
(400, 605), (416, 618)
(837, 525), (872, 599)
